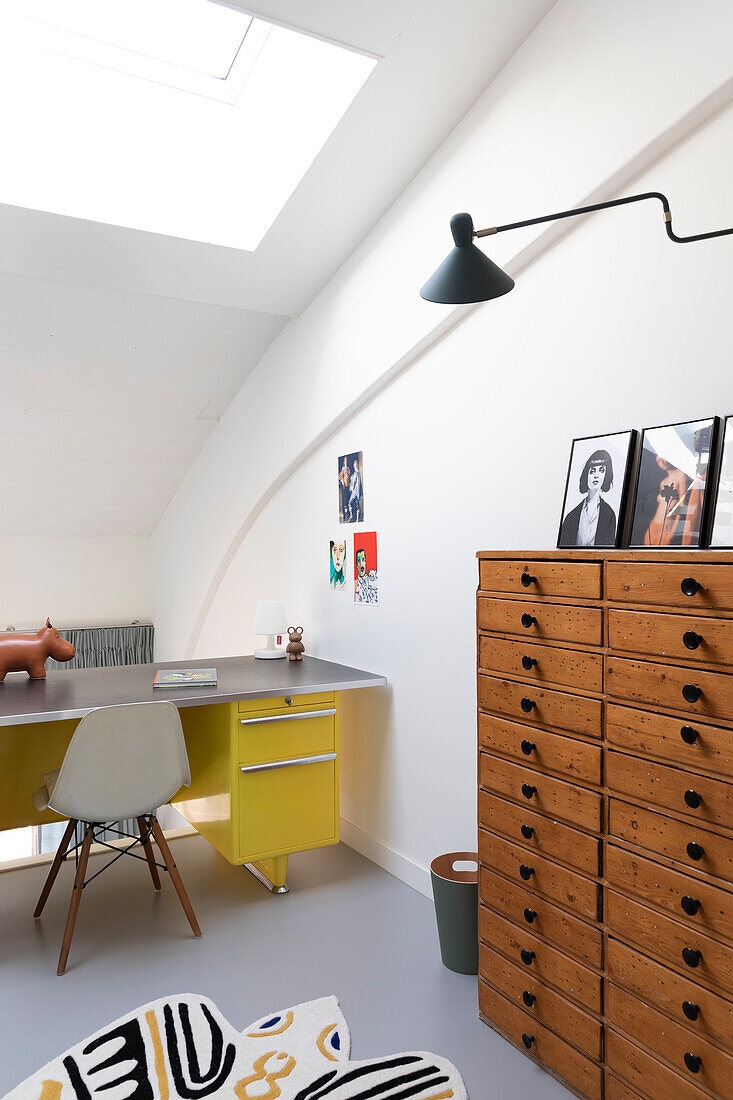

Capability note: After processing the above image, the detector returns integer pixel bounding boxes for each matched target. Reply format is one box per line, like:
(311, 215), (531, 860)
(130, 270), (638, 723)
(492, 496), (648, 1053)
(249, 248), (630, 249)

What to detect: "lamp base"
(254, 647), (286, 659)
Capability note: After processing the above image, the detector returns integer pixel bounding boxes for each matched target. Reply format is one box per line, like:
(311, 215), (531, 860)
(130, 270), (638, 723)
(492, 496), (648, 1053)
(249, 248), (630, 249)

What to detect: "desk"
(0, 655), (386, 891)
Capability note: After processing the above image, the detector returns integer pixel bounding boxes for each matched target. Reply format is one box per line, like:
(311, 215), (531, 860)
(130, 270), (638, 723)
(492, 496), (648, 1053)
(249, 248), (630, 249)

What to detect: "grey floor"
(0, 837), (570, 1098)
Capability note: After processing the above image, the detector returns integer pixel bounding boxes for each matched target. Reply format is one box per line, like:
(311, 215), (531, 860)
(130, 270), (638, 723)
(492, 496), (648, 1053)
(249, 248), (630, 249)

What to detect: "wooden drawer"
(607, 937), (733, 1051)
(605, 1073), (644, 1100)
(479, 903), (602, 1011)
(478, 674), (602, 737)
(607, 656), (733, 724)
(606, 1028), (710, 1100)
(609, 798), (733, 886)
(478, 790), (601, 876)
(478, 635), (604, 692)
(478, 712), (602, 783)
(479, 558), (602, 600)
(477, 597), (603, 646)
(480, 829), (600, 921)
(479, 752), (602, 831)
(606, 750), (733, 830)
(609, 608), (733, 667)
(607, 843), (733, 942)
(607, 561), (733, 611)
(478, 949), (602, 1060)
(478, 981), (602, 1100)
(607, 890), (733, 996)
(607, 702), (733, 781)
(607, 982), (733, 1097)
(479, 863), (603, 966)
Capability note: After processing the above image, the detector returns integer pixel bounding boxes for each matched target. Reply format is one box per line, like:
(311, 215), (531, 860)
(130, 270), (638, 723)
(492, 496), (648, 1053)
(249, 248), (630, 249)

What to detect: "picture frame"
(557, 430), (638, 549)
(707, 414), (733, 548)
(627, 416), (720, 549)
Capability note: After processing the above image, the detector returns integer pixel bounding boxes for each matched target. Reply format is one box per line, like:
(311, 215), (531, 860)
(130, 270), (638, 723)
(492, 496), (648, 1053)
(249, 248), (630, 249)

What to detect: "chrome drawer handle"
(681, 577), (702, 597)
(239, 708), (336, 726)
(684, 1053), (702, 1074)
(521, 613), (537, 629)
(682, 1000), (700, 1021)
(681, 895), (701, 916)
(682, 684), (702, 704)
(240, 752), (337, 774)
(681, 725), (699, 745)
(686, 841), (705, 861)
(520, 571), (537, 588)
(683, 631), (703, 650)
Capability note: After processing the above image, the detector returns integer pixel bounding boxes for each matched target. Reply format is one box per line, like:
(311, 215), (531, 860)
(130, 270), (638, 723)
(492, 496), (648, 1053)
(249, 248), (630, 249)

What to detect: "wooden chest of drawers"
(477, 550), (733, 1100)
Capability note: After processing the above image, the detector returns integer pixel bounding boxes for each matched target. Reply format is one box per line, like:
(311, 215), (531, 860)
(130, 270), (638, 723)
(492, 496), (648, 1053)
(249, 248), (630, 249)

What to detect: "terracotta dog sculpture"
(0, 619), (76, 681)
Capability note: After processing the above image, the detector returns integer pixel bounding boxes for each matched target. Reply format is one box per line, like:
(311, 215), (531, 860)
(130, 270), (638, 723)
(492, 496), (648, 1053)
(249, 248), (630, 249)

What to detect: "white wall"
(0, 536), (151, 630)
(152, 0), (733, 893)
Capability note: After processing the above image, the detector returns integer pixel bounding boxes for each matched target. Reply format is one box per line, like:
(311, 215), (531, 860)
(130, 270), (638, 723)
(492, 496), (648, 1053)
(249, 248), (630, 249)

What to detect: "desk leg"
(245, 856), (289, 894)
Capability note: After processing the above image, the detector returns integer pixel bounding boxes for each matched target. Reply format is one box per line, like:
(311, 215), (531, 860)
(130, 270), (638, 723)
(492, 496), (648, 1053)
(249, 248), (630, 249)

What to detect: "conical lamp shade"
(420, 212), (515, 304)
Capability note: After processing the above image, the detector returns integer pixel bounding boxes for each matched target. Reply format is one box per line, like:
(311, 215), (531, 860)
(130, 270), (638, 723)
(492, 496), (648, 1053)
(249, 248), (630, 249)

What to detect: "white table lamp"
(253, 600), (287, 659)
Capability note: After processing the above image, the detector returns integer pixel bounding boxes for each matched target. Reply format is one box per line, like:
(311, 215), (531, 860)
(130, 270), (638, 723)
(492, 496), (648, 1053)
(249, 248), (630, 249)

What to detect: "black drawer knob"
(521, 1033), (535, 1050)
(681, 577), (701, 597)
(523, 907), (537, 923)
(521, 571), (537, 588)
(521, 655), (538, 671)
(521, 613), (537, 629)
(681, 725), (699, 745)
(521, 824), (535, 840)
(681, 895), (701, 916)
(520, 739), (536, 755)
(522, 990), (536, 1008)
(682, 1000), (701, 1021)
(684, 789), (703, 809)
(682, 947), (702, 968)
(520, 697), (535, 713)
(686, 841), (705, 861)
(684, 1053), (702, 1074)
(520, 948), (535, 966)
(682, 684), (703, 704)
(522, 784), (537, 799)
(683, 630), (703, 650)
(519, 864), (534, 881)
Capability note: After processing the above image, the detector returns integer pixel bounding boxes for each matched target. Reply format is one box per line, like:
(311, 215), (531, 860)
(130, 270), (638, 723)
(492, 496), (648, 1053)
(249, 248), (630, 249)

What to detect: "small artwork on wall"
(709, 415), (733, 548)
(354, 531), (378, 605)
(628, 417), (719, 548)
(338, 451), (364, 524)
(329, 539), (347, 590)
(557, 430), (637, 548)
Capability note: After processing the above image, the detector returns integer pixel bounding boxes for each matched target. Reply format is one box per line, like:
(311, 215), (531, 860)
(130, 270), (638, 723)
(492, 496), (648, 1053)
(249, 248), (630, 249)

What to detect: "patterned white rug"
(5, 993), (467, 1100)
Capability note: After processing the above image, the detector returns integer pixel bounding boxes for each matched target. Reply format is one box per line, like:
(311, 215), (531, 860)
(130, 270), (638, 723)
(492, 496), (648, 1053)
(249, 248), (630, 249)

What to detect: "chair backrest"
(49, 701), (191, 822)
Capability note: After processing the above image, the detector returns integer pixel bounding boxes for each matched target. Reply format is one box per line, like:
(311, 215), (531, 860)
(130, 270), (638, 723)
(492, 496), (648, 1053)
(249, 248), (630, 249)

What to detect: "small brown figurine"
(0, 619), (76, 681)
(286, 626), (305, 661)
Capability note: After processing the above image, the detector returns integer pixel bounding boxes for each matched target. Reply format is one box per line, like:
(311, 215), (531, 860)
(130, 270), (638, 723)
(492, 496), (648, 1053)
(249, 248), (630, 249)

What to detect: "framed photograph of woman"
(557, 430), (638, 548)
(628, 417), (720, 548)
(705, 415), (733, 548)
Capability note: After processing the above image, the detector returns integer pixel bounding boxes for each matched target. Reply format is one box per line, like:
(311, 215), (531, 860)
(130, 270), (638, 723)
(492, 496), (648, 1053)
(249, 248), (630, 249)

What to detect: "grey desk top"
(0, 655), (387, 726)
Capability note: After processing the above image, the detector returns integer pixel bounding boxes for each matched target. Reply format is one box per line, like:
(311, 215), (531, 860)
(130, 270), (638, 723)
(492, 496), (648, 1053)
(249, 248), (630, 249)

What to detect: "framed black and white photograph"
(557, 430), (638, 549)
(628, 417), (720, 548)
(706, 415), (733, 548)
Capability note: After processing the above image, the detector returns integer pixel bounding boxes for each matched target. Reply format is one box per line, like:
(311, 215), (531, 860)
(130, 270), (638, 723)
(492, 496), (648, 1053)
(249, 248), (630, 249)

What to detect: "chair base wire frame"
(33, 813), (202, 975)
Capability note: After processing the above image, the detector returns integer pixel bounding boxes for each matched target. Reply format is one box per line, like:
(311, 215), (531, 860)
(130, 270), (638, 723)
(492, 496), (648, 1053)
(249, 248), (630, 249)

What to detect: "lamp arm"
(474, 190), (733, 245)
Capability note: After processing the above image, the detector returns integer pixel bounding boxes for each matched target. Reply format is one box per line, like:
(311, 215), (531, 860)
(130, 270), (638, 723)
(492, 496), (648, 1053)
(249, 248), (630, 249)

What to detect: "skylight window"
(0, 1), (377, 249)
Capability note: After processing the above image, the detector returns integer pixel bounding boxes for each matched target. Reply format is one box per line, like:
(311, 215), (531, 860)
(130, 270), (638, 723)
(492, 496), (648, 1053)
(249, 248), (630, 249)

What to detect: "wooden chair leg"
(149, 816), (202, 938)
(34, 819), (78, 919)
(137, 815), (161, 891)
(57, 825), (93, 975)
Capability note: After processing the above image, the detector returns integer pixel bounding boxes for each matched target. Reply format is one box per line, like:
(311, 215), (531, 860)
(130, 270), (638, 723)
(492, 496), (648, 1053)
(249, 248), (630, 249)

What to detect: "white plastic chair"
(32, 700), (202, 974)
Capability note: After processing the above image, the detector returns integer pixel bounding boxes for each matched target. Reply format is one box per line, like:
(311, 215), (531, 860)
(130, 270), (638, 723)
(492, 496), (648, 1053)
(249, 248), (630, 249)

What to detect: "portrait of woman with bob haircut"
(558, 431), (637, 549)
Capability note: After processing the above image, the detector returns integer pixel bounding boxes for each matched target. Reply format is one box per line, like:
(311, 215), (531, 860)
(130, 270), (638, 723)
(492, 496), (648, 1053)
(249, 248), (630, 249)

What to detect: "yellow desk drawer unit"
(174, 691), (339, 892)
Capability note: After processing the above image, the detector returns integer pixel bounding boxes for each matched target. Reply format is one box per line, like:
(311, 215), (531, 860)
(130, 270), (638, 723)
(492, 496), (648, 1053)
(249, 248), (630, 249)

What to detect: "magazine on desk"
(153, 668), (217, 688)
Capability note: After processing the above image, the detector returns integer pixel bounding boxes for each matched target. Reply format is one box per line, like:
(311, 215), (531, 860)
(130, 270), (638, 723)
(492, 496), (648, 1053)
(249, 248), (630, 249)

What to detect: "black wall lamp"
(420, 191), (733, 304)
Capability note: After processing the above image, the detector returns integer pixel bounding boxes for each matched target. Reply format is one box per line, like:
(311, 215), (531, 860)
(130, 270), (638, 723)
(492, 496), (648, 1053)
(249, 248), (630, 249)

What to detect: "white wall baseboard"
(340, 818), (432, 899)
